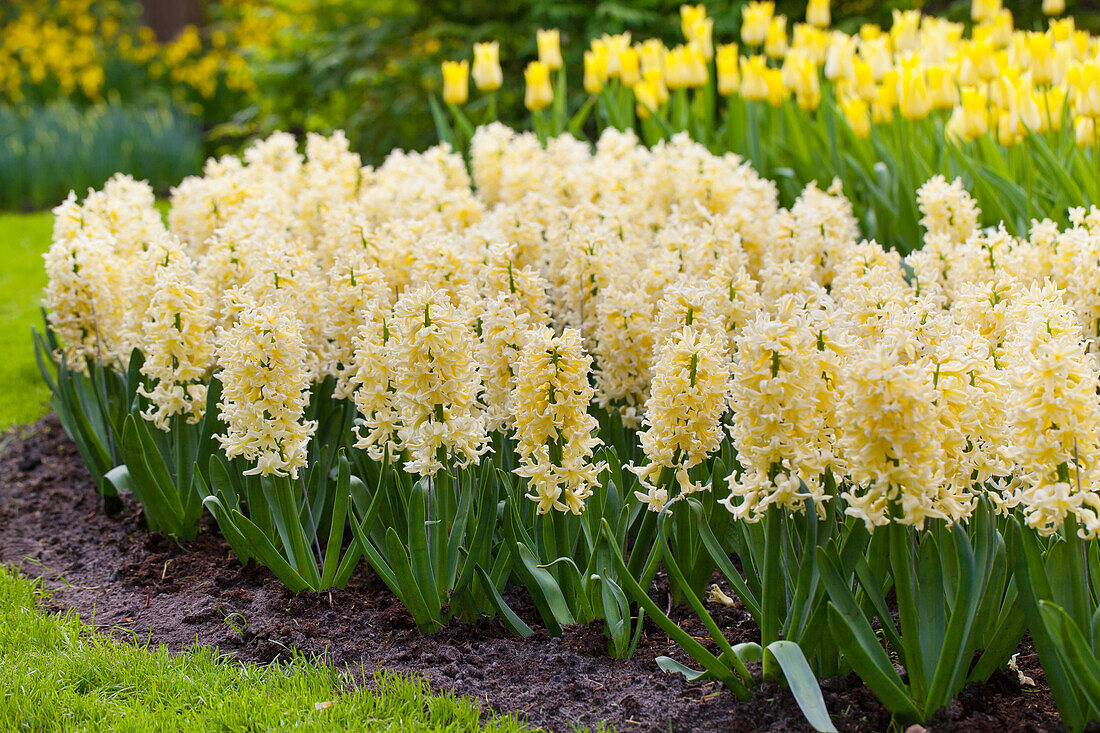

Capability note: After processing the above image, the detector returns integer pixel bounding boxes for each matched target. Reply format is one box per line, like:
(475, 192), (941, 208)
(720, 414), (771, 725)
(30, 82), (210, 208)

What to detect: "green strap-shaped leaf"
(514, 543), (575, 634)
(385, 528), (441, 633)
(817, 547), (920, 721)
(203, 497), (312, 593)
(689, 499), (763, 621)
(320, 452), (351, 589)
(656, 656), (709, 681)
(765, 640), (838, 733)
(475, 564), (533, 638)
(1039, 601), (1100, 718)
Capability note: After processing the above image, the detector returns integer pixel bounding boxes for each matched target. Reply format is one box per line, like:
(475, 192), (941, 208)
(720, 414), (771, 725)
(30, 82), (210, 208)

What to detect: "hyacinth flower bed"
(7, 118), (1097, 731)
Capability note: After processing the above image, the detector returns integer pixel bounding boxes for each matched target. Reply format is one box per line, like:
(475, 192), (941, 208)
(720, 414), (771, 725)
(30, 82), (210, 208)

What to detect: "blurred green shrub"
(0, 102), (202, 210)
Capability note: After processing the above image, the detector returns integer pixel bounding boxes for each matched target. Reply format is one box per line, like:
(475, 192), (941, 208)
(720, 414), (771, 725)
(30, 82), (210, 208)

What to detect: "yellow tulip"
(791, 24), (828, 65)
(1043, 0), (1065, 15)
(524, 61), (554, 111)
(899, 67), (931, 120)
(765, 15), (788, 58)
(764, 67), (787, 106)
(637, 39), (667, 75)
(441, 60), (469, 105)
(890, 10), (921, 54)
(600, 33), (632, 78)
(537, 29), (563, 70)
(619, 47), (641, 87)
(806, 0), (830, 29)
(1050, 17), (1075, 43)
(1045, 87), (1066, 131)
(716, 43), (740, 96)
(472, 42), (502, 91)
(584, 47), (609, 94)
(664, 45), (690, 90)
(784, 53), (820, 110)
(840, 96), (870, 138)
(740, 55), (770, 101)
(680, 4), (706, 38)
(1025, 32), (1054, 85)
(959, 87), (990, 139)
(971, 0), (1001, 24)
(1076, 115), (1096, 147)
(685, 16), (714, 59)
(634, 70), (665, 119)
(824, 31), (855, 81)
(927, 65), (958, 110)
(1078, 63), (1100, 118)
(741, 1), (775, 47)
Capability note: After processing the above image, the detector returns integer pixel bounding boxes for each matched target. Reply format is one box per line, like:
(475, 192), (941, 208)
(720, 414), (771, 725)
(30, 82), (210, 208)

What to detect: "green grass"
(0, 565), (532, 732)
(0, 211), (52, 430)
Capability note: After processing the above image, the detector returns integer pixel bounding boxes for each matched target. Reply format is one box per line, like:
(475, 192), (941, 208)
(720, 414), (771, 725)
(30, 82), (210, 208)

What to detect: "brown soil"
(0, 416), (1065, 732)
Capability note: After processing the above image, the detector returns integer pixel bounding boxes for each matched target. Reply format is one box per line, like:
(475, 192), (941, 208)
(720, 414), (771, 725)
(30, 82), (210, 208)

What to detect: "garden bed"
(0, 416), (1062, 733)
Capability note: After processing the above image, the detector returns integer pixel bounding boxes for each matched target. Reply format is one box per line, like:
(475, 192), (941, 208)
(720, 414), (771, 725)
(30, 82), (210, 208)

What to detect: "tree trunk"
(139, 0), (205, 42)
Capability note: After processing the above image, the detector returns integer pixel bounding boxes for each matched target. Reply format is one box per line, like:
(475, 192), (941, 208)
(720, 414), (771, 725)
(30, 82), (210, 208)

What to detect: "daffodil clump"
(0, 0), (262, 108)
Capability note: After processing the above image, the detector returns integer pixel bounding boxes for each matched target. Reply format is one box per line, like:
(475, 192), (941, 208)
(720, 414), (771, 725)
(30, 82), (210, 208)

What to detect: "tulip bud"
(1043, 0), (1065, 15)
(716, 43), (740, 96)
(637, 39), (666, 75)
(584, 47), (608, 94)
(472, 42), (502, 91)
(1076, 115), (1096, 147)
(524, 61), (554, 112)
(899, 67), (931, 120)
(765, 16), (788, 59)
(741, 2), (775, 47)
(441, 60), (468, 105)
(840, 96), (870, 138)
(806, 0), (830, 29)
(740, 55), (770, 102)
(1077, 62), (1100, 119)
(537, 29), (563, 70)
(680, 4), (706, 39)
(971, 0), (1002, 24)
(619, 47), (641, 87)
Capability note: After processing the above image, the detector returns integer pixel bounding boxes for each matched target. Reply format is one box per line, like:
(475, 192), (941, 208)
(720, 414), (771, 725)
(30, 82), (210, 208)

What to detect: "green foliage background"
(236, 0), (1100, 164)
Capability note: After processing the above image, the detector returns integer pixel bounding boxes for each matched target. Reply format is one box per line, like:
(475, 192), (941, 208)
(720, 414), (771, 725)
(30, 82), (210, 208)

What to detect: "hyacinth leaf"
(924, 523), (979, 718)
(271, 477), (322, 590)
(765, 641), (838, 733)
(593, 572), (630, 656)
(1011, 518), (1086, 729)
(443, 468), (475, 590)
(196, 466), (251, 563)
(348, 487), (400, 595)
(476, 564), (533, 638)
(656, 510), (754, 686)
(656, 656), (708, 681)
(514, 543), (575, 634)
(599, 519), (751, 700)
(817, 547), (920, 721)
(319, 452), (352, 589)
(917, 534), (946, 689)
(1038, 601), (1100, 719)
(407, 479), (441, 616)
(32, 329), (57, 394)
(202, 496), (312, 593)
(689, 499), (762, 621)
(385, 527), (441, 633)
